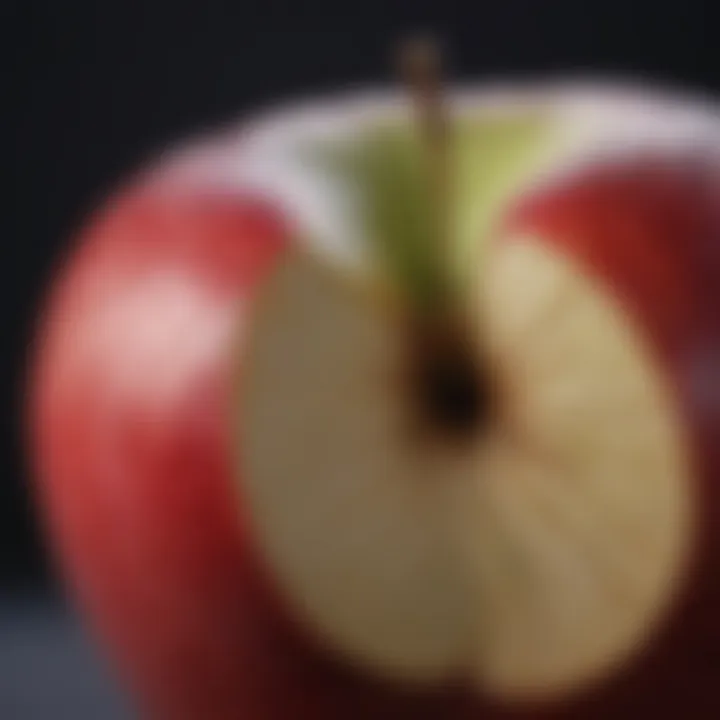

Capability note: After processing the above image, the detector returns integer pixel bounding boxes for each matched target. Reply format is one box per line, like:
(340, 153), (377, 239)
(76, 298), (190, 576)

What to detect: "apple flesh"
(27, 85), (720, 719)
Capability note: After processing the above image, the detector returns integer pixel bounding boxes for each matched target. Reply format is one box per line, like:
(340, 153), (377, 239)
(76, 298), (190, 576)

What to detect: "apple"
(26, 44), (720, 719)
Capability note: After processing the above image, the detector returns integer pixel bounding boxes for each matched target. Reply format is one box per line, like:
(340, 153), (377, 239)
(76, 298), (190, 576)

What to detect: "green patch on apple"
(310, 112), (557, 309)
(451, 114), (557, 279)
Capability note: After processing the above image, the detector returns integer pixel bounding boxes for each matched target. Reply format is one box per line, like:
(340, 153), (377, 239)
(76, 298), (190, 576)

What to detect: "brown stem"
(397, 35), (451, 271)
(397, 39), (492, 439)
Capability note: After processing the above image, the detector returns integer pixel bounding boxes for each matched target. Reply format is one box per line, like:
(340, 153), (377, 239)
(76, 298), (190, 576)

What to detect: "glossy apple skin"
(28, 180), (473, 720)
(501, 155), (720, 718)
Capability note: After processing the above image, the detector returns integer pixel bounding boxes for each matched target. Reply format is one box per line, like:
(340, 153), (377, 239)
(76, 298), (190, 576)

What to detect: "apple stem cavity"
(405, 317), (490, 443)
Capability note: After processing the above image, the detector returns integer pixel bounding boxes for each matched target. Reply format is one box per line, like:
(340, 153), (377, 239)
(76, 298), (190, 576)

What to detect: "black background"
(2, 0), (717, 593)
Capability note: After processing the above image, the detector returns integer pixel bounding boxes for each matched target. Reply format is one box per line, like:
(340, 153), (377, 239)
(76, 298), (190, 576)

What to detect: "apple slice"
(231, 58), (701, 707)
(235, 220), (693, 704)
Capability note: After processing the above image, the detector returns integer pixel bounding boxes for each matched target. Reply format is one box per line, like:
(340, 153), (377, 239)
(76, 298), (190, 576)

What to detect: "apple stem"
(398, 36), (451, 273)
(397, 39), (491, 439)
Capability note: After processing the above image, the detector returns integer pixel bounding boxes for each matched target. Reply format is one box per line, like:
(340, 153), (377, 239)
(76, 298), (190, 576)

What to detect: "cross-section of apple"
(235, 197), (693, 706)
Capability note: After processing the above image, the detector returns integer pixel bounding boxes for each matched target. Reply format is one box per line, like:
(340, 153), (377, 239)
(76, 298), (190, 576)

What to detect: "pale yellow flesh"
(239, 251), (474, 682)
(236, 238), (692, 703)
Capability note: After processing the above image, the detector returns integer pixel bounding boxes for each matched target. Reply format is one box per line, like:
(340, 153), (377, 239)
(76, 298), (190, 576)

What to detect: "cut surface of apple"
(236, 240), (693, 702)
(230, 86), (703, 705)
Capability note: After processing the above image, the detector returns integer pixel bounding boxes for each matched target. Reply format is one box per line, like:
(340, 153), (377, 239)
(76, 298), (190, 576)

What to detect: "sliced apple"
(235, 236), (693, 704)
(233, 94), (696, 707)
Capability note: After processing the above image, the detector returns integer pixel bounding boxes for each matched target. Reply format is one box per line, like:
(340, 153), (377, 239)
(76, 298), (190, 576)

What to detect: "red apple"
(26, 73), (720, 719)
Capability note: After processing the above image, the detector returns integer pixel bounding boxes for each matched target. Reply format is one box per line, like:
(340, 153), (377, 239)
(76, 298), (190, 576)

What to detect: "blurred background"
(3, 0), (717, 716)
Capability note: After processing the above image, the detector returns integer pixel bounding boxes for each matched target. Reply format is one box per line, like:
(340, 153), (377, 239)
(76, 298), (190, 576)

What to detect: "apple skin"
(499, 154), (720, 718)
(27, 179), (474, 719)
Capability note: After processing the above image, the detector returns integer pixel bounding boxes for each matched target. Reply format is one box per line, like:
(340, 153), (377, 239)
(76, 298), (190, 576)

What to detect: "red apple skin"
(27, 180), (473, 720)
(500, 154), (720, 718)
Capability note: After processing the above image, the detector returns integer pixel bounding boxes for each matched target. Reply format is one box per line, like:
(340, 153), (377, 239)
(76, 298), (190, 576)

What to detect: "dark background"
(1, 0), (717, 715)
